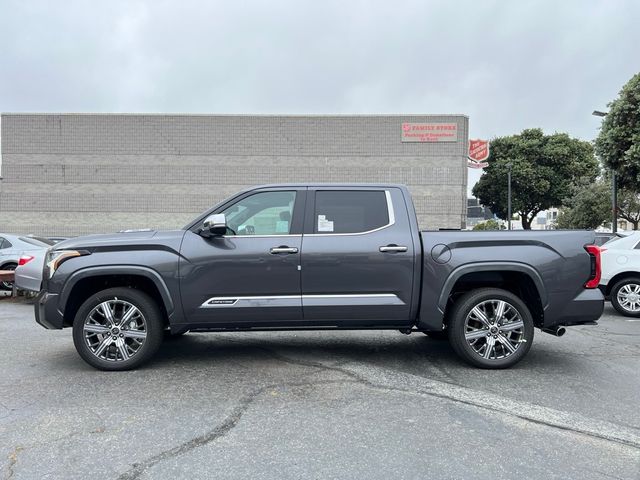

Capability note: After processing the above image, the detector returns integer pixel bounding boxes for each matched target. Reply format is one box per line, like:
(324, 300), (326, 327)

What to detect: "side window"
(221, 191), (296, 236)
(314, 190), (390, 234)
(0, 238), (4, 249)
(0, 237), (11, 249)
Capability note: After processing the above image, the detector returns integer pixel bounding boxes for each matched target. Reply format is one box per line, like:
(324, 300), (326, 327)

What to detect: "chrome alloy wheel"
(464, 299), (525, 360)
(616, 283), (640, 313)
(83, 299), (147, 362)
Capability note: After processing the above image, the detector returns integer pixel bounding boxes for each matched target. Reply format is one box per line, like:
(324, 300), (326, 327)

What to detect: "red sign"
(401, 123), (458, 142)
(468, 139), (490, 162)
(467, 139), (490, 168)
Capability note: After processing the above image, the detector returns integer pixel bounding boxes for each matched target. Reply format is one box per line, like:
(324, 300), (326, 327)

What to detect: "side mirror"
(203, 213), (227, 236)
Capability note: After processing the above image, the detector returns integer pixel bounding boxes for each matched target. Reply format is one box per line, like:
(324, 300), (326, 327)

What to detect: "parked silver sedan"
(0, 234), (52, 291)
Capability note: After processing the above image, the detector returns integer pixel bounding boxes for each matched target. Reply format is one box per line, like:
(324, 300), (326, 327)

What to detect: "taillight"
(584, 245), (601, 289)
(18, 255), (35, 266)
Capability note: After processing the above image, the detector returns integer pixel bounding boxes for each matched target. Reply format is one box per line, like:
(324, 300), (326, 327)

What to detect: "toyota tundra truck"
(35, 184), (604, 370)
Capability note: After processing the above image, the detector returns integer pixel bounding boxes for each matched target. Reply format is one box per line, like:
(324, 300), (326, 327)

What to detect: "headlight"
(46, 250), (87, 278)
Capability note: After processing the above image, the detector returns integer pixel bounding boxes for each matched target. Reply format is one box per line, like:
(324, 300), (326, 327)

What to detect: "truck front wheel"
(447, 288), (534, 369)
(72, 287), (164, 371)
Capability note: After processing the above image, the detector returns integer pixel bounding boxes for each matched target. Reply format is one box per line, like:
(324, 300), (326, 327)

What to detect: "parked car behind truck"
(0, 234), (51, 291)
(34, 184), (604, 370)
(599, 231), (640, 317)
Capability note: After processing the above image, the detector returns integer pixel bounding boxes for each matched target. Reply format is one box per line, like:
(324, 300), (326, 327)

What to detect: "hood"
(53, 229), (186, 251)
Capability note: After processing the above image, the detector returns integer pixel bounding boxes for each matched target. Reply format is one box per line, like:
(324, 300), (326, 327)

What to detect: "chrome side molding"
(200, 293), (405, 308)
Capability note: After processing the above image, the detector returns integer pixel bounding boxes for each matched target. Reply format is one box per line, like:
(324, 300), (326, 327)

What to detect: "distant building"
(466, 197), (493, 228)
(0, 113), (470, 236)
(531, 208), (559, 230)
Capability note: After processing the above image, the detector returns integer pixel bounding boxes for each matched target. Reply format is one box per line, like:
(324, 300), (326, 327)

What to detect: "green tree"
(595, 72), (640, 189)
(472, 129), (598, 229)
(555, 177), (640, 230)
(472, 219), (504, 230)
(617, 189), (640, 230)
(555, 179), (610, 229)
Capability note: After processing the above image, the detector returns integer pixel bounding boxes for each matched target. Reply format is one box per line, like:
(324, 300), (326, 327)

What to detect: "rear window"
(19, 237), (51, 247)
(314, 190), (390, 234)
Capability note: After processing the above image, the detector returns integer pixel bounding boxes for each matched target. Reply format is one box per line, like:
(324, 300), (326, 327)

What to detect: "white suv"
(600, 231), (640, 317)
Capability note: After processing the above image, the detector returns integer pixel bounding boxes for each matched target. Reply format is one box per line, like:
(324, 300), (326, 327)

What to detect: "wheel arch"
(605, 271), (640, 296)
(60, 266), (174, 327)
(439, 263), (546, 328)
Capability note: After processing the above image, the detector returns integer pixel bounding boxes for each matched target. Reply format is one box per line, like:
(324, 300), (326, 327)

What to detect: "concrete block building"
(0, 114), (468, 236)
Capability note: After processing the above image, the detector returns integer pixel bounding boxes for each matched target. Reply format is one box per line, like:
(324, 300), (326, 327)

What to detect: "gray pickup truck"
(35, 184), (604, 371)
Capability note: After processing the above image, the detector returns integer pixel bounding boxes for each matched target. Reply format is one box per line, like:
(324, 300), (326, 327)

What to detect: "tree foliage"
(472, 129), (598, 229)
(617, 189), (640, 230)
(595, 72), (640, 189)
(555, 180), (610, 229)
(556, 178), (640, 230)
(472, 219), (504, 230)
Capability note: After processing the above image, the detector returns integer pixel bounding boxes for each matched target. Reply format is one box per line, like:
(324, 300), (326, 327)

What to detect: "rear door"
(300, 187), (415, 325)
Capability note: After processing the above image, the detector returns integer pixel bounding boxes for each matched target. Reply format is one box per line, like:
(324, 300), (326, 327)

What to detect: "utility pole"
(506, 163), (512, 230)
(612, 172), (618, 233)
(592, 110), (617, 233)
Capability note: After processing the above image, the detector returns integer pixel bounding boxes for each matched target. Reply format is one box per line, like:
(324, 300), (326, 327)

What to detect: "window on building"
(221, 191), (296, 236)
(314, 190), (390, 234)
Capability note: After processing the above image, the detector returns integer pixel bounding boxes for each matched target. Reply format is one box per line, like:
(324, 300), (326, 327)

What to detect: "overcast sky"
(1, 0), (639, 187)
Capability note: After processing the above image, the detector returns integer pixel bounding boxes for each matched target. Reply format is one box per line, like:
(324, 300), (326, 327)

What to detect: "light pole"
(592, 110), (617, 233)
(506, 162), (512, 230)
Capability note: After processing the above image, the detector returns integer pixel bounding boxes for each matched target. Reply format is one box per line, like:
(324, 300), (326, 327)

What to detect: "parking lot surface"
(1, 295), (639, 479)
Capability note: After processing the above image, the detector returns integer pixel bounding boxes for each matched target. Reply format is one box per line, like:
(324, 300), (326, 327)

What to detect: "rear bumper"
(598, 284), (609, 300)
(35, 291), (64, 329)
(546, 288), (604, 327)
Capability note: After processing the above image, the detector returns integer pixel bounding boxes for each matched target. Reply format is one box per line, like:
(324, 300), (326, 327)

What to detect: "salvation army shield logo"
(468, 139), (490, 168)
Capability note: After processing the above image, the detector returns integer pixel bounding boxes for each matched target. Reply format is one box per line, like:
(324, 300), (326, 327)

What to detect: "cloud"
(1, 0), (638, 155)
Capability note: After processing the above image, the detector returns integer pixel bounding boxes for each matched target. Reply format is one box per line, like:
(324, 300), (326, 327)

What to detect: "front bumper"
(35, 291), (64, 329)
(547, 288), (604, 327)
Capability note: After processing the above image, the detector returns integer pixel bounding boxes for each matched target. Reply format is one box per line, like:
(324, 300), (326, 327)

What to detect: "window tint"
(221, 191), (296, 235)
(314, 191), (389, 234)
(0, 237), (12, 249)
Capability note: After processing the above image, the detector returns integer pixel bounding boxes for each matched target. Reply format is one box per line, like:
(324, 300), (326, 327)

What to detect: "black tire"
(610, 277), (640, 318)
(423, 330), (448, 341)
(447, 288), (534, 369)
(72, 287), (164, 371)
(0, 263), (17, 291)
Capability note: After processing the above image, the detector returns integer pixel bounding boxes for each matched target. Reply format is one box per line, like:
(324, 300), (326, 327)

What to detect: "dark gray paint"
(35, 184), (604, 333)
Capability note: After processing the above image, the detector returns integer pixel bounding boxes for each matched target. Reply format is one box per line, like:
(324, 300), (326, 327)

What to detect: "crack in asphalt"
(255, 346), (640, 449)
(115, 343), (640, 480)
(4, 446), (23, 480)
(115, 379), (359, 480)
(1, 423), (107, 479)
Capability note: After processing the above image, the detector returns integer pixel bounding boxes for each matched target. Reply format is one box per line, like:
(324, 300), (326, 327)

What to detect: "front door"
(300, 187), (415, 325)
(180, 188), (305, 326)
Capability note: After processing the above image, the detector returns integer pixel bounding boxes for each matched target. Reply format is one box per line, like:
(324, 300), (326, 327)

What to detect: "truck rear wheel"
(72, 287), (164, 371)
(448, 288), (534, 369)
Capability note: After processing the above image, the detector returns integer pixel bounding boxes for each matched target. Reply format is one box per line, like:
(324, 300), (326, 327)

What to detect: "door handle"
(270, 246), (299, 254)
(379, 245), (408, 253)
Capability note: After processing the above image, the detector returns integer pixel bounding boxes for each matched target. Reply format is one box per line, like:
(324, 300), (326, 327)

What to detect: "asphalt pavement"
(0, 293), (639, 479)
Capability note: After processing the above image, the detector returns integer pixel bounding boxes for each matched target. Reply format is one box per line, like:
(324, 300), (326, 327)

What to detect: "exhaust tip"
(541, 326), (566, 337)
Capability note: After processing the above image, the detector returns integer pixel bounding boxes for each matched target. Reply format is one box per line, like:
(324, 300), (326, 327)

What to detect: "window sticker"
(317, 214), (334, 232)
(275, 220), (289, 233)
